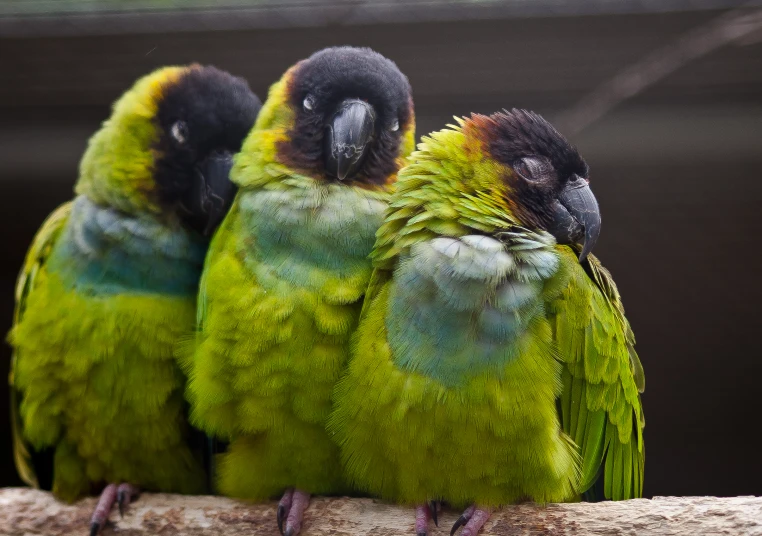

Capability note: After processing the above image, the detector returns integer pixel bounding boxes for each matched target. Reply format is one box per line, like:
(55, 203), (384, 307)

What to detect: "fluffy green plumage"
(330, 116), (644, 508)
(184, 56), (415, 500)
(8, 66), (215, 501)
(76, 66), (187, 216)
(10, 218), (205, 500)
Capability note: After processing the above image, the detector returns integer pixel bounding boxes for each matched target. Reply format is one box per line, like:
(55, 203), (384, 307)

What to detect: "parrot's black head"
(279, 46), (414, 187)
(154, 64), (262, 236)
(480, 108), (599, 261)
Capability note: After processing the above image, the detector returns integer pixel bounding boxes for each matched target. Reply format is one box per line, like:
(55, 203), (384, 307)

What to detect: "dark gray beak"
(549, 175), (601, 262)
(182, 150), (237, 237)
(324, 98), (376, 181)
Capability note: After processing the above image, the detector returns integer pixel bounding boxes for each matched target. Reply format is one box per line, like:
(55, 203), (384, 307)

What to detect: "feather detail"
(552, 247), (644, 500)
(9, 200), (205, 501)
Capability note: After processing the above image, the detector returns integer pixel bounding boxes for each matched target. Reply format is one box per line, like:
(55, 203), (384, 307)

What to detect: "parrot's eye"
(514, 156), (553, 183)
(390, 118), (400, 132)
(171, 121), (188, 145)
(303, 95), (315, 111)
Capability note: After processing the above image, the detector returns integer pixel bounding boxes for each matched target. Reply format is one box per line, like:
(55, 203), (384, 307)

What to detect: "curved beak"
(324, 98), (376, 181)
(554, 176), (601, 262)
(183, 150), (237, 237)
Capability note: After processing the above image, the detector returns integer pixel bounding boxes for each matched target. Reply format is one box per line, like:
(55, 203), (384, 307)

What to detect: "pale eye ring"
(303, 95), (315, 111)
(390, 118), (399, 132)
(171, 121), (188, 144)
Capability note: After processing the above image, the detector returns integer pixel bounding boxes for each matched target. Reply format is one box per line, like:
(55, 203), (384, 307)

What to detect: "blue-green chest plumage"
(50, 196), (207, 296)
(238, 185), (386, 286)
(387, 232), (563, 387)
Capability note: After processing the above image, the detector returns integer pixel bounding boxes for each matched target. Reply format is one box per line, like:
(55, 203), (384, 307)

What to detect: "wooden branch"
(1, 488), (761, 536)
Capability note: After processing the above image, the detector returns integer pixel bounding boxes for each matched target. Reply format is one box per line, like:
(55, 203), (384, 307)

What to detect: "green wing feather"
(358, 268), (391, 321)
(9, 202), (72, 488)
(551, 249), (645, 500)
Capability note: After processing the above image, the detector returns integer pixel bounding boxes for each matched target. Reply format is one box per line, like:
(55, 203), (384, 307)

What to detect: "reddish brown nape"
(462, 113), (548, 230)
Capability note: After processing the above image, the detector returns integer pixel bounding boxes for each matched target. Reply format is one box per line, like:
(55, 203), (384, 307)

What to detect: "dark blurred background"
(1, 0), (761, 498)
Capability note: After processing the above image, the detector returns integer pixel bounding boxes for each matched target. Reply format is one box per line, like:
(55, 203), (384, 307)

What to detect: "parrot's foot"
(414, 501), (440, 536)
(89, 482), (140, 536)
(276, 488), (310, 536)
(89, 484), (117, 536)
(450, 505), (491, 536)
(277, 489), (293, 535)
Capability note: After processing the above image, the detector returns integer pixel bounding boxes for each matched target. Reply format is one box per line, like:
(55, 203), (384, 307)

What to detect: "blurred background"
(1, 0), (761, 498)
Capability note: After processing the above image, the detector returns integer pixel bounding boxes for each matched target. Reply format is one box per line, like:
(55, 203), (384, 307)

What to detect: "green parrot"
(8, 64), (261, 535)
(184, 46), (415, 536)
(330, 109), (645, 536)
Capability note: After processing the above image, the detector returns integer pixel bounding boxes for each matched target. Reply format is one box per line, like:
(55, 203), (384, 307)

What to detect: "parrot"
(8, 64), (261, 535)
(184, 46), (415, 536)
(329, 109), (645, 536)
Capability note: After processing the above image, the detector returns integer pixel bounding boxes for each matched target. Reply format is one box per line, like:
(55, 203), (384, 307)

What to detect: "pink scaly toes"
(450, 505), (491, 536)
(415, 504), (430, 536)
(90, 484), (118, 536)
(414, 501), (439, 536)
(89, 482), (140, 535)
(284, 489), (310, 536)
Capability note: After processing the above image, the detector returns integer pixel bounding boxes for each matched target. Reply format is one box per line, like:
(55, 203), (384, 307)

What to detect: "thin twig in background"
(557, 2), (762, 136)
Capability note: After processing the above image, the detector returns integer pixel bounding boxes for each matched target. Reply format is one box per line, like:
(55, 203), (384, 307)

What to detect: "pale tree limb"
(1, 488), (761, 535)
(556, 2), (762, 136)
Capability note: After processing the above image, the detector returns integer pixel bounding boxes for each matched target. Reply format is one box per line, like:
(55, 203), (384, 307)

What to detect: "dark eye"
(390, 118), (400, 132)
(303, 95), (315, 111)
(171, 121), (188, 144)
(514, 156), (553, 182)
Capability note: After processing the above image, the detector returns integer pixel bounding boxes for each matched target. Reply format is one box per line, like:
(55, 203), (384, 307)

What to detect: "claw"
(277, 504), (287, 535)
(430, 501), (438, 527)
(450, 515), (467, 536)
(117, 490), (126, 518)
(277, 488), (295, 536)
(89, 522), (100, 536)
(451, 505), (476, 536)
(453, 506), (490, 536)
(116, 483), (139, 519)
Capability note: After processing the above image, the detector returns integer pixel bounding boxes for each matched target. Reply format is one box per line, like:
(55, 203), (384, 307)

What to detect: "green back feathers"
(552, 250), (645, 500)
(10, 202), (72, 489)
(363, 118), (518, 315)
(75, 65), (188, 215)
(373, 118), (518, 271)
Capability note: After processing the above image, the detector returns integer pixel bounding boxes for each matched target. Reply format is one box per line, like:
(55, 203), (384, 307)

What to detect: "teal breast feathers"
(49, 195), (207, 295)
(238, 184), (388, 290)
(387, 231), (561, 386)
